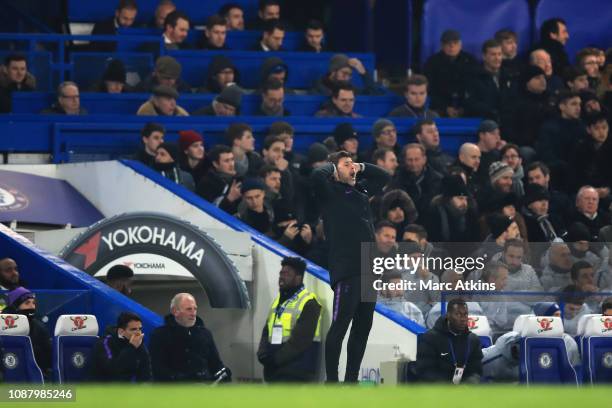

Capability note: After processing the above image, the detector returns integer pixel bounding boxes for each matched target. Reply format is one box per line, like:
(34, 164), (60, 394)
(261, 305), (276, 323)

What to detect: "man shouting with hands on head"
(311, 150), (390, 382)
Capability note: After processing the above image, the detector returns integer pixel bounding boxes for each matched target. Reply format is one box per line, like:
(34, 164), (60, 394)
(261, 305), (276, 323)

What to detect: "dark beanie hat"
(157, 142), (179, 162)
(478, 119), (499, 134)
(483, 191), (519, 213)
(442, 175), (470, 198)
(240, 177), (266, 194)
(215, 84), (243, 109)
(333, 123), (358, 146)
(103, 59), (126, 83)
(307, 143), (329, 164)
(519, 65), (545, 89)
(274, 200), (296, 223)
(178, 130), (204, 151)
(523, 183), (550, 206)
(566, 222), (591, 242)
(107, 264), (134, 281)
(487, 213), (513, 238)
(6, 286), (35, 309)
(441, 29), (460, 43)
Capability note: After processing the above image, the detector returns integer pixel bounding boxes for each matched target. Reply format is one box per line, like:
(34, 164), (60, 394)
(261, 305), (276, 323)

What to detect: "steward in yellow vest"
(257, 257), (322, 382)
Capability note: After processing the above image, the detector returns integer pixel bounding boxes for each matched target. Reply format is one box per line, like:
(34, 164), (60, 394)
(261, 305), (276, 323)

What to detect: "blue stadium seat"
(52, 314), (99, 383)
(0, 314), (44, 383)
(70, 53), (154, 90)
(535, 0), (612, 64)
(69, 0), (258, 25)
(468, 315), (493, 349)
(518, 316), (579, 385)
(420, 0), (531, 64)
(581, 315), (612, 384)
(11, 92), (402, 117)
(575, 313), (601, 356)
(166, 50), (374, 90)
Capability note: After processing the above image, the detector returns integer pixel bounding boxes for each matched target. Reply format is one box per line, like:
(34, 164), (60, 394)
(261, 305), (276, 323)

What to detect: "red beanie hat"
(178, 130), (203, 151)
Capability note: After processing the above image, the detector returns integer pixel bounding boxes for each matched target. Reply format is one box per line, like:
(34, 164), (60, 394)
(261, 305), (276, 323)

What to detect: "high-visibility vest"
(266, 287), (321, 344)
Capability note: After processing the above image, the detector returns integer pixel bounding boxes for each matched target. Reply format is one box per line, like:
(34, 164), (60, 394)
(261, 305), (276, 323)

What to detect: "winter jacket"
(149, 314), (228, 382)
(423, 50), (478, 112)
(136, 100), (189, 116)
(89, 326), (152, 382)
(311, 163), (390, 286)
(416, 315), (483, 383)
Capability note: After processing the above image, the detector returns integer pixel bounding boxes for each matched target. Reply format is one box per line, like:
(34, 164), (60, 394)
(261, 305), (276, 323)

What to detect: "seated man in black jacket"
(89, 312), (151, 382)
(257, 257), (322, 382)
(150, 293), (230, 382)
(196, 145), (242, 214)
(4, 287), (52, 380)
(416, 298), (483, 383)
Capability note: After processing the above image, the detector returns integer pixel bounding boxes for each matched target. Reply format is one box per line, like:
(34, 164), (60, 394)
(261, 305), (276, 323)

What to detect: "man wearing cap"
(154, 143), (195, 191)
(476, 161), (514, 209)
(259, 56), (293, 92)
(389, 74), (439, 119)
(193, 84), (242, 116)
(520, 183), (565, 242)
(178, 130), (206, 184)
(423, 175), (479, 243)
(311, 53), (377, 96)
(93, 59), (133, 93)
(4, 287), (52, 379)
(137, 85), (189, 116)
(359, 119), (401, 164)
(257, 257), (322, 383)
(464, 39), (514, 125)
(236, 178), (273, 235)
(476, 120), (504, 177)
(423, 29), (478, 117)
(136, 56), (191, 93)
(389, 143), (444, 217)
(196, 145), (242, 214)
(199, 56), (239, 93)
(414, 119), (454, 175)
(105, 264), (135, 296)
(476, 213), (521, 260)
(311, 150), (390, 383)
(315, 82), (361, 118)
(330, 123), (359, 161)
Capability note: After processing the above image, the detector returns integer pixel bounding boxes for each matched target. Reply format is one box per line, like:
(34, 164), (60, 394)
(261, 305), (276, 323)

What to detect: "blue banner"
(0, 170), (103, 226)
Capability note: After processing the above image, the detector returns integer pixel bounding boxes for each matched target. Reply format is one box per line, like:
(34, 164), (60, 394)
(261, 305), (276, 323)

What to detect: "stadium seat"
(518, 316), (579, 385)
(53, 314), (99, 383)
(468, 315), (492, 348)
(420, 0), (531, 65)
(535, 0), (612, 64)
(575, 313), (601, 355)
(512, 314), (533, 333)
(0, 314), (45, 383)
(582, 315), (612, 384)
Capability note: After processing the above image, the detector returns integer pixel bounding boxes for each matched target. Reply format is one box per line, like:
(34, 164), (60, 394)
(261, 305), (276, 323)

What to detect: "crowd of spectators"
(1, 0), (611, 385)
